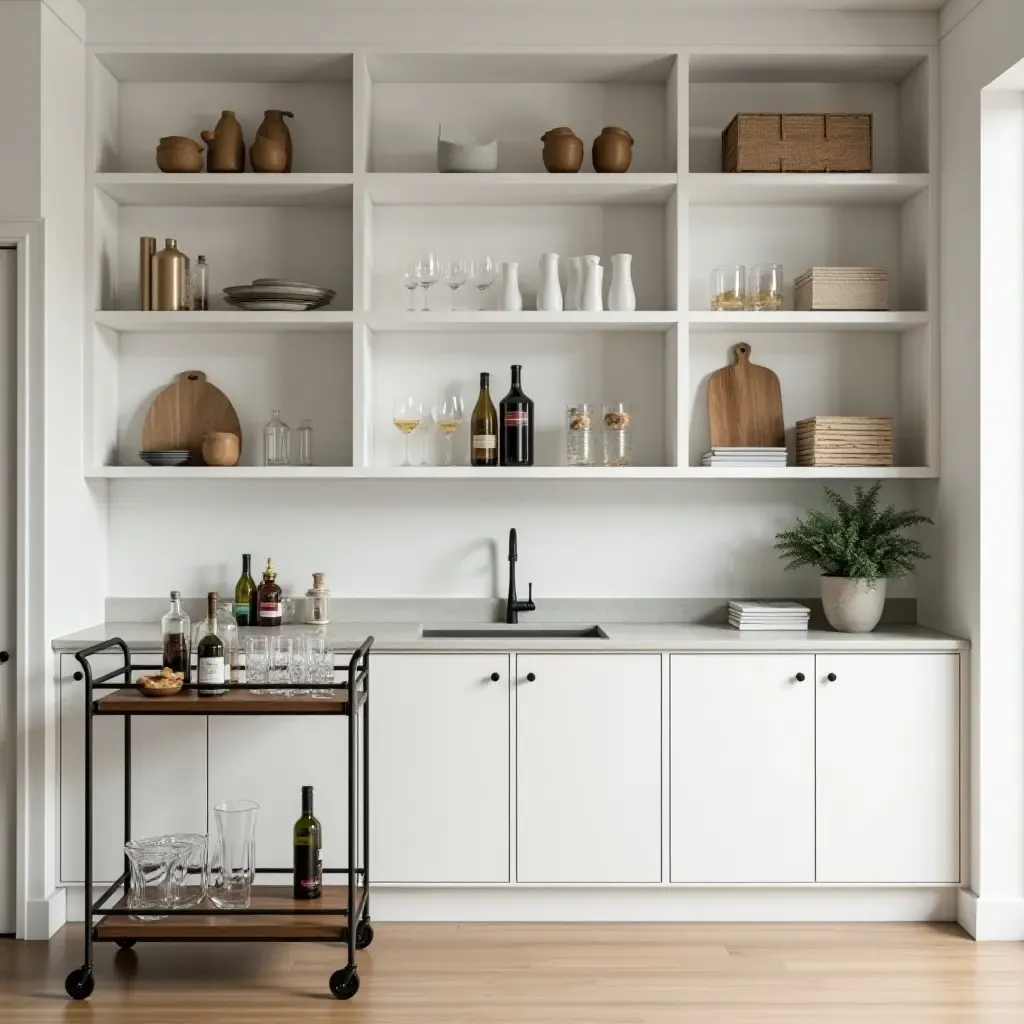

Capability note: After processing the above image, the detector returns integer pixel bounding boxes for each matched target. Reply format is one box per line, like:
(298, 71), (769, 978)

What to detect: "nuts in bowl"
(137, 667), (184, 697)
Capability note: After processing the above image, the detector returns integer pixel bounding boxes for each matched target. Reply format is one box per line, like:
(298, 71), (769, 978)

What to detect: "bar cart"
(63, 635), (373, 1002)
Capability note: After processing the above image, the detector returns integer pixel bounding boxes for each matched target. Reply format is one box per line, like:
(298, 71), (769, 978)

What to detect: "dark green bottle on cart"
(293, 785), (322, 899)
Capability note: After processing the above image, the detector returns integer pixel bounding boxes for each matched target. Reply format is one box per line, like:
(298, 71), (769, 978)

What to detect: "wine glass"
(418, 406), (434, 467)
(444, 259), (468, 310)
(470, 256), (496, 310)
(433, 393), (464, 467)
(414, 251), (441, 311)
(403, 264), (419, 311)
(392, 396), (422, 467)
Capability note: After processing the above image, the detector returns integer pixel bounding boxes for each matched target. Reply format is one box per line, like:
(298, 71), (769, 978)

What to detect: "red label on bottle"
(259, 603), (282, 619)
(505, 411), (529, 427)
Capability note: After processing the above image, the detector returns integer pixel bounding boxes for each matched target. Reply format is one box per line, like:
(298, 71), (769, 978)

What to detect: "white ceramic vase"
(500, 261), (522, 311)
(565, 256), (584, 311)
(608, 253), (636, 312)
(537, 253), (563, 311)
(820, 576), (887, 633)
(581, 255), (603, 311)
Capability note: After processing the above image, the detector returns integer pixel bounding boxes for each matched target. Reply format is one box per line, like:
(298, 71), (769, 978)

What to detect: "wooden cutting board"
(708, 343), (784, 448)
(142, 370), (242, 463)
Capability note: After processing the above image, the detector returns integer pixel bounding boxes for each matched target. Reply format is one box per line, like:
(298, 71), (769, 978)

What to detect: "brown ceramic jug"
(250, 136), (289, 173)
(541, 127), (584, 173)
(156, 136), (203, 173)
(592, 126), (634, 173)
(255, 110), (294, 172)
(201, 110), (246, 172)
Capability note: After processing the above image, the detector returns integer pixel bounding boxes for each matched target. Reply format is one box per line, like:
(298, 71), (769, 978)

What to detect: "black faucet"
(505, 528), (536, 624)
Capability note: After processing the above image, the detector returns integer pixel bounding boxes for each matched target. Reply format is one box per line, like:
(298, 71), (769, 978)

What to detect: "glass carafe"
(208, 800), (259, 909)
(161, 590), (190, 684)
(263, 410), (290, 466)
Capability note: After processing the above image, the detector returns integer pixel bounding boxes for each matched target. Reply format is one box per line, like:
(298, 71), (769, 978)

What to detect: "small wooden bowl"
(202, 431), (241, 467)
(136, 676), (184, 697)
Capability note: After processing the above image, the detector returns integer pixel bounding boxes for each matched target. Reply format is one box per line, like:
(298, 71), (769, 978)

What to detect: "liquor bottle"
(470, 371), (498, 467)
(191, 255), (209, 311)
(256, 558), (283, 626)
(161, 590), (190, 684)
(195, 591), (227, 697)
(293, 785), (322, 900)
(234, 554), (257, 626)
(499, 364), (534, 466)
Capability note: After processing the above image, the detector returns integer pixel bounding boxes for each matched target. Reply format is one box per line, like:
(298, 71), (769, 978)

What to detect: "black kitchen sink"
(421, 625), (609, 639)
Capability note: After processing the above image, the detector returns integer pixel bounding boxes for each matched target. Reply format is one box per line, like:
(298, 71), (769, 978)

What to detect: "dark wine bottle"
(293, 785), (322, 899)
(256, 558), (282, 626)
(470, 371), (498, 467)
(499, 364), (534, 466)
(234, 553), (257, 626)
(196, 591), (226, 698)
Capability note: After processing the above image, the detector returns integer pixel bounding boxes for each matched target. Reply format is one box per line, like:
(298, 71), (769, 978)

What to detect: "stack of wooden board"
(796, 416), (893, 467)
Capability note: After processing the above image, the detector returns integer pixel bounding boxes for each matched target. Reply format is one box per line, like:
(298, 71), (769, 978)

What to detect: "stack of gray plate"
(140, 450), (190, 467)
(223, 278), (336, 311)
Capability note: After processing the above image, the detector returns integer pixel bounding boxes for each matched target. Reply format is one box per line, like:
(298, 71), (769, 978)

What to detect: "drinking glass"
(711, 265), (746, 311)
(393, 396), (422, 467)
(208, 800), (259, 909)
(748, 263), (784, 311)
(444, 259), (468, 310)
(296, 420), (313, 466)
(566, 403), (595, 466)
(245, 635), (269, 694)
(433, 393), (464, 467)
(414, 251), (441, 310)
(603, 402), (633, 467)
(167, 833), (208, 907)
(418, 406), (434, 467)
(309, 641), (336, 700)
(403, 264), (419, 311)
(124, 838), (179, 920)
(268, 635), (293, 695)
(470, 256), (496, 310)
(298, 634), (332, 697)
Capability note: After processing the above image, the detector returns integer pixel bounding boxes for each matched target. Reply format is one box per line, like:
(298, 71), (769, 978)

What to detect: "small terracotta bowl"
(202, 431), (241, 467)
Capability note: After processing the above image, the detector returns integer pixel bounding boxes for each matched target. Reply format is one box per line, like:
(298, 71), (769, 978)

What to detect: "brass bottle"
(152, 238), (190, 311)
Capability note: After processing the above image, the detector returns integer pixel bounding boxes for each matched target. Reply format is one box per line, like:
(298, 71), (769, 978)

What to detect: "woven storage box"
(796, 416), (893, 467)
(794, 267), (889, 311)
(722, 113), (872, 173)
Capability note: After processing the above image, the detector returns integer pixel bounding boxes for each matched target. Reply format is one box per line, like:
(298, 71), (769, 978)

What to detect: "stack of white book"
(702, 447), (787, 468)
(728, 600), (811, 631)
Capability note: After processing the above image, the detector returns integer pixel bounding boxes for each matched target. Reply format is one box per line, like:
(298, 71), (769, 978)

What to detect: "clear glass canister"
(305, 572), (330, 625)
(263, 410), (290, 466)
(603, 402), (632, 467)
(566, 404), (595, 466)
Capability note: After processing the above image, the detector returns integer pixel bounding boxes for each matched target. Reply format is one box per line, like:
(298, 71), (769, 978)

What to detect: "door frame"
(0, 221), (44, 938)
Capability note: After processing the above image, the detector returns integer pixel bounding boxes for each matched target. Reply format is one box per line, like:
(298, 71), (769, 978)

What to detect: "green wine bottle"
(234, 553), (257, 626)
(293, 785), (322, 900)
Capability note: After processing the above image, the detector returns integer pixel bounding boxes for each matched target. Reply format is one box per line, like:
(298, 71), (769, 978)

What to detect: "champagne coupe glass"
(470, 256), (496, 310)
(403, 264), (419, 311)
(414, 251), (441, 311)
(392, 396), (422, 467)
(433, 393), (464, 467)
(444, 259), (468, 310)
(418, 406), (434, 467)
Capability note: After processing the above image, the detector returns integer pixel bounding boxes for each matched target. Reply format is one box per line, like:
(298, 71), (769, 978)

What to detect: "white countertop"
(51, 621), (968, 654)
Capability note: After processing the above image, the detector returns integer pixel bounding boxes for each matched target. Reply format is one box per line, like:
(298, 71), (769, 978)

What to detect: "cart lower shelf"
(94, 885), (365, 941)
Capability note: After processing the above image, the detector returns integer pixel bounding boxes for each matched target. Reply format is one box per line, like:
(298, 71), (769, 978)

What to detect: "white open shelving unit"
(84, 46), (938, 480)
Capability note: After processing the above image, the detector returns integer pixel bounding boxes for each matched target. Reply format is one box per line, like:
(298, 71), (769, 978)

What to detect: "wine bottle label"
(472, 434), (497, 450)
(504, 411), (529, 427)
(258, 602), (282, 620)
(293, 845), (323, 898)
(198, 657), (224, 685)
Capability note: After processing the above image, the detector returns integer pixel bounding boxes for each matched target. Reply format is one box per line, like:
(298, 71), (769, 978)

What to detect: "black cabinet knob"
(826, 672), (837, 682)
(490, 672), (500, 682)
(73, 670), (83, 681)
(526, 672), (536, 682)
(795, 672), (805, 682)
(0, 651), (8, 664)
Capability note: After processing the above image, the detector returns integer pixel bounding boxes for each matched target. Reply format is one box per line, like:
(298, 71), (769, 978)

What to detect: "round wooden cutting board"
(142, 370), (242, 463)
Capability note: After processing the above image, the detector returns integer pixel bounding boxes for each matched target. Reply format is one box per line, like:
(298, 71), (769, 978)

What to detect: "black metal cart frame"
(63, 635), (373, 1001)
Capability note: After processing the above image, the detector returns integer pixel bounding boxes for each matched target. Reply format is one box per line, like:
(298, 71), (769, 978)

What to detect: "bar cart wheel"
(115, 939), (137, 950)
(65, 967), (95, 1000)
(356, 922), (375, 950)
(329, 967), (360, 1000)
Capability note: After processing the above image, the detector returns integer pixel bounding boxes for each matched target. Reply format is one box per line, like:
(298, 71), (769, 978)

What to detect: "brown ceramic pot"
(250, 135), (289, 173)
(156, 136), (203, 173)
(541, 127), (584, 173)
(201, 110), (246, 173)
(592, 126), (634, 173)
(254, 110), (294, 172)
(202, 431), (241, 467)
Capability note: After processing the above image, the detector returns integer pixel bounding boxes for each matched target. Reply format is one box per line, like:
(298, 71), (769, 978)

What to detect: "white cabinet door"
(60, 652), (207, 883)
(516, 654), (661, 883)
(816, 654), (960, 884)
(370, 653), (510, 883)
(670, 654), (815, 883)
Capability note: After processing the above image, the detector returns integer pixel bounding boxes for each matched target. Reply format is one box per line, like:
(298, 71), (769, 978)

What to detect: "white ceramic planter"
(608, 253), (636, 311)
(820, 576), (887, 633)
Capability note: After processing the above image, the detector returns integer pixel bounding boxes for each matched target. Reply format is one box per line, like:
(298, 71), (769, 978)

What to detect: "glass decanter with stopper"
(256, 558), (283, 626)
(263, 410), (290, 466)
(161, 590), (190, 684)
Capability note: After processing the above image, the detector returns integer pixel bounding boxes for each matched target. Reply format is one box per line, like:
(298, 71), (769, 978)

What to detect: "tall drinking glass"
(208, 800), (259, 909)
(268, 635), (293, 695)
(245, 635), (269, 694)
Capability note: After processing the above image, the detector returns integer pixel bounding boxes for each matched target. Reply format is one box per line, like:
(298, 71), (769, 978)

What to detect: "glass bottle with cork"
(161, 590), (190, 684)
(195, 591), (227, 697)
(305, 573), (330, 625)
(256, 558), (283, 626)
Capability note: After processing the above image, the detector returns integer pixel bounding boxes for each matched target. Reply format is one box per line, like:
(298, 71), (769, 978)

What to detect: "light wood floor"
(3, 922), (1024, 1023)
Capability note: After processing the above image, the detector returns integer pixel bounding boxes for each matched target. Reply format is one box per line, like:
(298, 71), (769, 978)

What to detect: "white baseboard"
(23, 888), (67, 939)
(957, 888), (1024, 939)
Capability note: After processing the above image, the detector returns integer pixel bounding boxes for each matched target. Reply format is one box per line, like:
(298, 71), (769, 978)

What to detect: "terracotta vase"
(201, 110), (245, 173)
(541, 127), (583, 173)
(250, 136), (288, 173)
(155, 136), (203, 173)
(254, 110), (294, 172)
(592, 126), (634, 172)
(202, 431), (241, 467)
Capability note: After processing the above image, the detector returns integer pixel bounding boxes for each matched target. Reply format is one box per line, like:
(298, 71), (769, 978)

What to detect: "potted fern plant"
(774, 483), (932, 633)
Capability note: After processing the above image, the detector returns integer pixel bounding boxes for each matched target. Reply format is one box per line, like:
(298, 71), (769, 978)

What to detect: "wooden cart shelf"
(95, 687), (360, 715)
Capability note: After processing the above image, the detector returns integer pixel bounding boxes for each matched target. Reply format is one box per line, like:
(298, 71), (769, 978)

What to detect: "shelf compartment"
(94, 311), (354, 333)
(367, 312), (678, 333)
(687, 173), (929, 208)
(95, 688), (356, 715)
(688, 311), (928, 333)
(366, 173), (676, 206)
(93, 885), (362, 941)
(94, 173), (354, 208)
